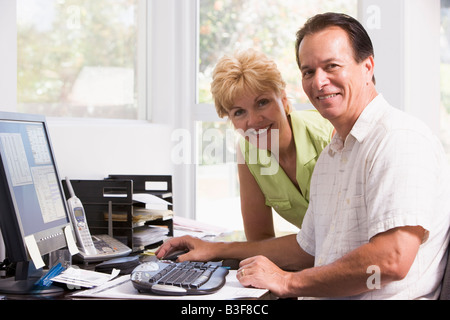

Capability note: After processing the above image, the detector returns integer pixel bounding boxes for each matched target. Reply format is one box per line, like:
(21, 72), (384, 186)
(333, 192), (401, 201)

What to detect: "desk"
(70, 270), (271, 300)
(66, 253), (272, 300)
(1, 224), (275, 300)
(1, 259), (273, 301)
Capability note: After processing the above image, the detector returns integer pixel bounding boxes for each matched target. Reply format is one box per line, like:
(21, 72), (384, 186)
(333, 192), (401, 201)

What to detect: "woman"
(210, 49), (333, 240)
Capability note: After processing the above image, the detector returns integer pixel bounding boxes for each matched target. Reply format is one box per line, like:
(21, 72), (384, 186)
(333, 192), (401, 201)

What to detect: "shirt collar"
(290, 111), (320, 167)
(329, 94), (387, 153)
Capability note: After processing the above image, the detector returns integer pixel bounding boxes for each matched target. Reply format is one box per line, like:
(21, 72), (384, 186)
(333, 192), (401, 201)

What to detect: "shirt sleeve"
(365, 128), (440, 242)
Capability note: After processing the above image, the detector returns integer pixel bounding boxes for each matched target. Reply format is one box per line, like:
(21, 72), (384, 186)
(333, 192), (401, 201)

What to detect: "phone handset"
(65, 177), (97, 256)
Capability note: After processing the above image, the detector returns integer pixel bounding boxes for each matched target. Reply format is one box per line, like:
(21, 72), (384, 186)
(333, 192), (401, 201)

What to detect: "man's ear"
(363, 56), (375, 84)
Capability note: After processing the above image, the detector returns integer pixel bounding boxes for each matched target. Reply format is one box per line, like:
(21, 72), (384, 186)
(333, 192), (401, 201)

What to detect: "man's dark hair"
(295, 12), (376, 84)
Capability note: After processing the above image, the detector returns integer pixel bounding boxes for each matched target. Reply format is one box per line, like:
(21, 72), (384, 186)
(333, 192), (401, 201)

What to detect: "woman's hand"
(155, 235), (220, 262)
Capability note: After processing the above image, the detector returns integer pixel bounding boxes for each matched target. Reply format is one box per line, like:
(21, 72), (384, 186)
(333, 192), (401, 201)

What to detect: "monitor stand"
(0, 277), (63, 295)
(0, 261), (64, 296)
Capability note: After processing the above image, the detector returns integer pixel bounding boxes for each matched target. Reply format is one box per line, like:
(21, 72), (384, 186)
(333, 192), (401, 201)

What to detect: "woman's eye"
(233, 109), (244, 117)
(257, 99), (270, 107)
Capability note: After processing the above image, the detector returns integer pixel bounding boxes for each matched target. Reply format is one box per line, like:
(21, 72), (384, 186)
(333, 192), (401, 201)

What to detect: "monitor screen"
(0, 111), (70, 266)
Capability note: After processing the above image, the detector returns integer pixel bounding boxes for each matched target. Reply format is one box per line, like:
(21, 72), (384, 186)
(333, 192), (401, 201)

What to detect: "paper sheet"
(132, 193), (172, 205)
(173, 216), (228, 235)
(52, 267), (120, 288)
(64, 225), (79, 256)
(24, 235), (45, 269)
(72, 270), (269, 300)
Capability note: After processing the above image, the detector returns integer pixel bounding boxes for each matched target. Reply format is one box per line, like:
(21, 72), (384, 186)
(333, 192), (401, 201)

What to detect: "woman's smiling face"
(229, 89), (291, 151)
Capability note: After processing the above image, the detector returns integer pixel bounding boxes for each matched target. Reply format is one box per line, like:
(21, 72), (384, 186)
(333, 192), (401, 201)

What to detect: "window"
(17, 0), (145, 120)
(195, 0), (358, 232)
(441, 0), (450, 162)
(199, 0), (357, 105)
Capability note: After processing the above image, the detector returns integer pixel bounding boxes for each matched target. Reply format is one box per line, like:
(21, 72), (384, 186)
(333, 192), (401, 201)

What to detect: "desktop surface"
(0, 254), (271, 300)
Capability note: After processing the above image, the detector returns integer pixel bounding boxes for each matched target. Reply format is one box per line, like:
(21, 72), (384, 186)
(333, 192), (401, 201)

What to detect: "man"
(156, 13), (450, 299)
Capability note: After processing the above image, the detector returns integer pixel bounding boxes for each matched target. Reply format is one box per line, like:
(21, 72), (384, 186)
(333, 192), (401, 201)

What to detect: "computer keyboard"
(131, 260), (229, 296)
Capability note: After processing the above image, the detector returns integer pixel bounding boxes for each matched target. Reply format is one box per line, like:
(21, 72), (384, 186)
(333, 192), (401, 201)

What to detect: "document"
(132, 193), (171, 209)
(52, 267), (120, 288)
(72, 270), (268, 300)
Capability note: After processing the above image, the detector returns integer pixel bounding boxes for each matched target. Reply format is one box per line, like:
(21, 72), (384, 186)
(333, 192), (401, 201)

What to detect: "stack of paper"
(102, 193), (174, 227)
(52, 267), (120, 289)
(132, 207), (173, 225)
(133, 225), (168, 247)
(132, 193), (173, 227)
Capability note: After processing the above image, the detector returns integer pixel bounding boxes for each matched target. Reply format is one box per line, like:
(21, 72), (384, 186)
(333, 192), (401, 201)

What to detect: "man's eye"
(302, 70), (313, 78)
(327, 64), (339, 70)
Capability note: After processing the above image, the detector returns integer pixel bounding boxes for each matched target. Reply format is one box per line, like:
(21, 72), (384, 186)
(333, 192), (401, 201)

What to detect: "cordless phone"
(65, 177), (97, 255)
(65, 177), (132, 262)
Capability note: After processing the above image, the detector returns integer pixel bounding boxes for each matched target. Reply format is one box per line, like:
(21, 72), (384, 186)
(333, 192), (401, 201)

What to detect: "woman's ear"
(281, 90), (292, 114)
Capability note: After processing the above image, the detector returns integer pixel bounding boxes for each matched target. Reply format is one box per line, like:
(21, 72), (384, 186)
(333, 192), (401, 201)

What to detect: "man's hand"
(237, 255), (293, 298)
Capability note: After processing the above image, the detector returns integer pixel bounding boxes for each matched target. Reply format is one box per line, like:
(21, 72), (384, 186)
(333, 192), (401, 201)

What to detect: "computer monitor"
(0, 111), (72, 294)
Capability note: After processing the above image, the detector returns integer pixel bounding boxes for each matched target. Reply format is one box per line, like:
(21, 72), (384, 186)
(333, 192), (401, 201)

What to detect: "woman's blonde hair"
(210, 49), (293, 118)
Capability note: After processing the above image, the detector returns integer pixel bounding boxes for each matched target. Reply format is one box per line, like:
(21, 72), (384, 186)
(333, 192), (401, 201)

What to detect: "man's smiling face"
(298, 26), (375, 134)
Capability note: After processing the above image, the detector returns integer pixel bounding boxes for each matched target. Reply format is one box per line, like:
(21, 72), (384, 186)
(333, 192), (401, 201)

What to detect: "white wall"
(47, 120), (174, 180)
(403, 0), (440, 132)
(359, 0), (441, 134)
